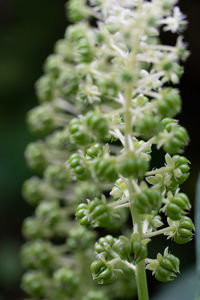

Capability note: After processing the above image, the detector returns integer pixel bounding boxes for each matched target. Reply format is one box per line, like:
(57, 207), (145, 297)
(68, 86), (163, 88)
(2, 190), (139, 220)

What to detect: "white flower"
(161, 7), (187, 33)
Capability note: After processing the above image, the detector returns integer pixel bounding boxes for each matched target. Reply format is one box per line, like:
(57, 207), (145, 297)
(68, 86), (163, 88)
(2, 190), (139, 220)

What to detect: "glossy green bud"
(36, 74), (53, 103)
(27, 104), (56, 136)
(76, 198), (111, 228)
(82, 290), (109, 300)
(158, 88), (181, 118)
(132, 241), (148, 263)
(174, 216), (194, 244)
(91, 260), (115, 284)
(22, 177), (45, 206)
(85, 111), (109, 138)
(21, 240), (55, 270)
(69, 118), (92, 145)
(53, 267), (79, 296)
(94, 158), (118, 182)
(118, 155), (149, 178)
(155, 253), (180, 282)
(171, 155), (190, 186)
(36, 201), (61, 228)
(166, 193), (190, 220)
(25, 142), (47, 173)
(68, 153), (90, 180)
(162, 118), (189, 154)
(21, 271), (46, 298)
(135, 114), (162, 139)
(134, 188), (162, 214)
(67, 225), (96, 250)
(95, 235), (117, 256)
(86, 143), (103, 159)
(44, 164), (70, 189)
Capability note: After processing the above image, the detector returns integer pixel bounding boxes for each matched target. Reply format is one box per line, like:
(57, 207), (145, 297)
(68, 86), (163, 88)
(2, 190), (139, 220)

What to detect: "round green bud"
(166, 193), (190, 220)
(21, 240), (55, 270)
(95, 235), (117, 256)
(68, 153), (90, 180)
(135, 114), (162, 139)
(57, 69), (78, 97)
(132, 241), (147, 263)
(44, 54), (63, 78)
(76, 203), (91, 227)
(22, 217), (42, 239)
(53, 267), (79, 296)
(171, 155), (190, 186)
(94, 158), (118, 182)
(22, 177), (45, 206)
(158, 88), (181, 118)
(68, 0), (89, 22)
(74, 182), (101, 203)
(155, 253), (180, 282)
(67, 225), (96, 250)
(174, 216), (194, 244)
(36, 74), (53, 103)
(44, 164), (70, 189)
(118, 155), (149, 178)
(82, 290), (109, 300)
(162, 118), (189, 154)
(90, 260), (115, 284)
(36, 201), (61, 228)
(97, 78), (118, 100)
(69, 118), (92, 145)
(134, 188), (162, 215)
(77, 36), (93, 62)
(86, 143), (103, 159)
(21, 271), (46, 298)
(25, 142), (47, 173)
(85, 111), (109, 138)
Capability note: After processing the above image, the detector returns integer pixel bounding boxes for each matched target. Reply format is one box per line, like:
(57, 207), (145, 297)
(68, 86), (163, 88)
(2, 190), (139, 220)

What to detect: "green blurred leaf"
(195, 174), (200, 300)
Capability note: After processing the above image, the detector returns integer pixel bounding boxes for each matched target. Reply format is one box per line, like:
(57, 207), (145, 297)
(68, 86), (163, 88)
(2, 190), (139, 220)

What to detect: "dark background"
(0, 1), (199, 299)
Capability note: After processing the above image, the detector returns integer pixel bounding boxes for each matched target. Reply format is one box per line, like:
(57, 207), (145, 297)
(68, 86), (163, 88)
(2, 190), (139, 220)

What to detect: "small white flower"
(161, 7), (187, 33)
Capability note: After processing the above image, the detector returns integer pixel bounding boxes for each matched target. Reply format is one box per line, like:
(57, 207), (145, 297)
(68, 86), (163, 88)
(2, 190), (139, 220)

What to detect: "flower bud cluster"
(22, 0), (193, 299)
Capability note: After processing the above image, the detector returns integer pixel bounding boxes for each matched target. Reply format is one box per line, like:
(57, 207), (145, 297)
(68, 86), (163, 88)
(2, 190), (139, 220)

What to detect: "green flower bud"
(69, 118), (92, 145)
(22, 177), (45, 205)
(74, 182), (101, 203)
(21, 271), (46, 298)
(171, 155), (190, 186)
(67, 225), (96, 251)
(155, 253), (180, 282)
(94, 158), (118, 182)
(57, 69), (78, 97)
(36, 201), (61, 228)
(85, 111), (109, 138)
(68, 0), (90, 22)
(158, 88), (181, 118)
(162, 118), (189, 154)
(95, 235), (117, 256)
(135, 114), (162, 139)
(118, 155), (149, 178)
(36, 74), (53, 103)
(68, 153), (90, 180)
(132, 241), (148, 264)
(25, 142), (47, 173)
(44, 54), (62, 78)
(174, 216), (194, 244)
(166, 193), (190, 220)
(53, 267), (79, 296)
(21, 240), (55, 270)
(97, 78), (118, 100)
(134, 188), (162, 215)
(22, 217), (42, 239)
(44, 164), (70, 189)
(86, 143), (103, 159)
(46, 129), (75, 151)
(77, 36), (93, 63)
(76, 198), (111, 228)
(91, 260), (115, 284)
(82, 290), (109, 300)
(110, 178), (127, 200)
(54, 39), (75, 62)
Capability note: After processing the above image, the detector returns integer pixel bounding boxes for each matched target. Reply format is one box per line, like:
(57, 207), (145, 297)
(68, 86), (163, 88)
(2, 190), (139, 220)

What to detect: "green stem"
(135, 261), (149, 300)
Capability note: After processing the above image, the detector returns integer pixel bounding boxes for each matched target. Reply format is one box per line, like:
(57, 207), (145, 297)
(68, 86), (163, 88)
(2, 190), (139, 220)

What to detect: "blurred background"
(0, 0), (199, 299)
